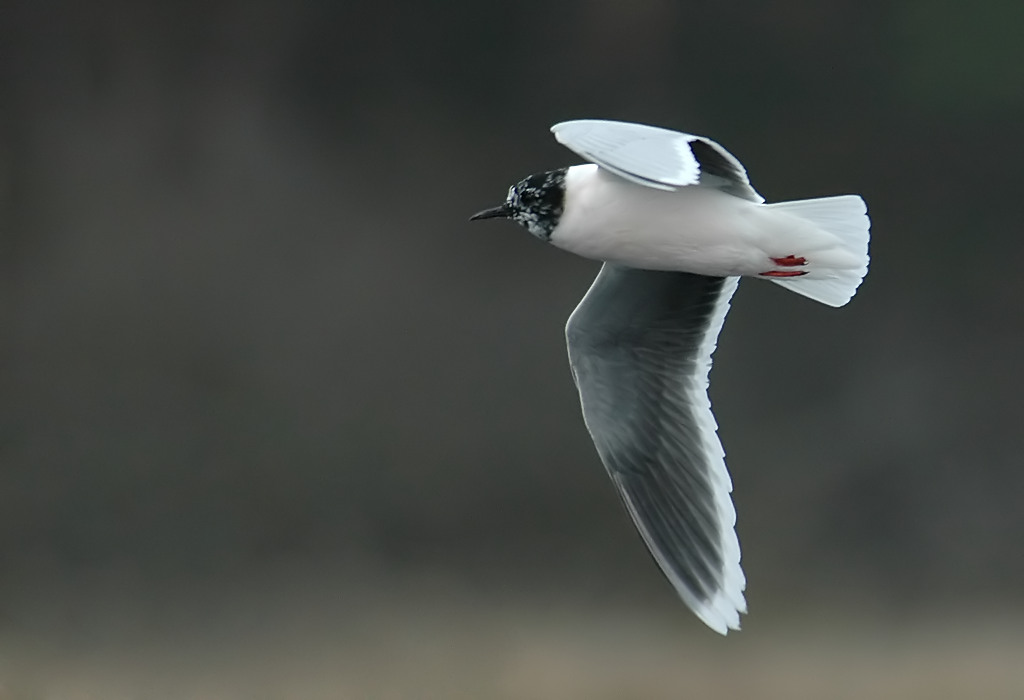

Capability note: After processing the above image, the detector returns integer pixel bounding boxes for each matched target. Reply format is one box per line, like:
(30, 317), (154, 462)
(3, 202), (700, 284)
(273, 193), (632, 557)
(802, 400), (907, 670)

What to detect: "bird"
(469, 119), (870, 634)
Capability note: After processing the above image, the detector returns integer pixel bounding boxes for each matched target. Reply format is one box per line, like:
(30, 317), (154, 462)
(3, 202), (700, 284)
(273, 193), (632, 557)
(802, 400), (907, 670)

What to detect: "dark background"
(2, 1), (1023, 697)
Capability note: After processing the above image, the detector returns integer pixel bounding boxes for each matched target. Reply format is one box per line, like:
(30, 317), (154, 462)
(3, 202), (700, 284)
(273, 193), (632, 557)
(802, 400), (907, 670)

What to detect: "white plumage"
(551, 121), (870, 307)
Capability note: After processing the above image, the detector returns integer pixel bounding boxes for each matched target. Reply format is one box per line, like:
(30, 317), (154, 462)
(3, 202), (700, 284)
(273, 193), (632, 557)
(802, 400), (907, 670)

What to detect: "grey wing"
(565, 263), (746, 634)
(551, 119), (764, 202)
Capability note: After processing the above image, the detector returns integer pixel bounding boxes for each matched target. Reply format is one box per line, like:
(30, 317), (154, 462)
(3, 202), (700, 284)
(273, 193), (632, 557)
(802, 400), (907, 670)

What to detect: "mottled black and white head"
(469, 168), (567, 241)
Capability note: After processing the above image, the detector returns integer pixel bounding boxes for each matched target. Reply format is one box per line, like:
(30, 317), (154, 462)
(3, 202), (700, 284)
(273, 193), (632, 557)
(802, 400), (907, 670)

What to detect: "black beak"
(469, 203), (511, 221)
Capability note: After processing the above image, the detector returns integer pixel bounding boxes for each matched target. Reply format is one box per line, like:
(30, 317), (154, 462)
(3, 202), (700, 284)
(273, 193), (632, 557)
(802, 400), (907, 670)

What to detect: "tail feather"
(764, 195), (870, 307)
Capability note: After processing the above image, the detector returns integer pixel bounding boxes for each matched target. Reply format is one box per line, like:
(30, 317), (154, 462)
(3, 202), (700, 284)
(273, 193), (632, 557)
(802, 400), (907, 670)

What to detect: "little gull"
(470, 119), (870, 634)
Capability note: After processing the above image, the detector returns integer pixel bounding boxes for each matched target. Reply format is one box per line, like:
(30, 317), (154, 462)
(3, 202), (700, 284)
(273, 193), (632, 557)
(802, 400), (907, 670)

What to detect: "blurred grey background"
(2, 1), (1024, 697)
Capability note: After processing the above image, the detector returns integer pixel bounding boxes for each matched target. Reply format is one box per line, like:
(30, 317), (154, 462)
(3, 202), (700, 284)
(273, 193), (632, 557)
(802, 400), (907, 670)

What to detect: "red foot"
(760, 270), (808, 277)
(771, 255), (807, 266)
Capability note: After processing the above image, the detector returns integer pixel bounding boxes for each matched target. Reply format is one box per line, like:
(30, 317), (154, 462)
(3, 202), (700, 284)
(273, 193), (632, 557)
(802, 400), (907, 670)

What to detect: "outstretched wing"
(551, 119), (763, 202)
(565, 263), (746, 634)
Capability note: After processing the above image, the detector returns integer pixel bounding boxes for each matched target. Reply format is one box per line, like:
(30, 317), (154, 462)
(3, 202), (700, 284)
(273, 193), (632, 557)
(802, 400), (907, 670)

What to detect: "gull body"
(555, 164), (862, 278)
(470, 119), (870, 634)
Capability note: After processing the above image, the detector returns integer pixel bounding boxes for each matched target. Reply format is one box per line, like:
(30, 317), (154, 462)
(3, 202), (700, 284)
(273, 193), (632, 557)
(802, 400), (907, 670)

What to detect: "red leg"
(760, 270), (808, 278)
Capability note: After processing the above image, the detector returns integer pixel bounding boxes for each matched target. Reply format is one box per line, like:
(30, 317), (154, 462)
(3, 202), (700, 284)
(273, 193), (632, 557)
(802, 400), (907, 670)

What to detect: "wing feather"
(565, 263), (746, 634)
(552, 119), (764, 202)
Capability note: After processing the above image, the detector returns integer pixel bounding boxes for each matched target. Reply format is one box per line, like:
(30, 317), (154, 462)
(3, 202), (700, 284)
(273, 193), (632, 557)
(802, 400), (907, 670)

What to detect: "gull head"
(470, 168), (567, 241)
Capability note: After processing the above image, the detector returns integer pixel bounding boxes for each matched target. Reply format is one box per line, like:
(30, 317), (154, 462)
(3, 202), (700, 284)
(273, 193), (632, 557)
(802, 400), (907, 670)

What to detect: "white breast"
(551, 165), (798, 277)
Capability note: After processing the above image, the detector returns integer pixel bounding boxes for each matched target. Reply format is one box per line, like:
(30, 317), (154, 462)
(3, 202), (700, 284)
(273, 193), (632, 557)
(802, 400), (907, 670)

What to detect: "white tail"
(764, 195), (870, 307)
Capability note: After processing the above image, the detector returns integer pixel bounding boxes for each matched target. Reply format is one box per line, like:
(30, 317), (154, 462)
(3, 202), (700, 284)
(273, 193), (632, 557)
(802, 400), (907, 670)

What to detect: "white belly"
(550, 165), (805, 277)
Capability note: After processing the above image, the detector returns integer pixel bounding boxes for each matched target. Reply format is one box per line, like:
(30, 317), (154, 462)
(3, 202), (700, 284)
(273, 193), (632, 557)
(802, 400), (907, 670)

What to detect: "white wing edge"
(669, 274), (747, 634)
(551, 119), (700, 191)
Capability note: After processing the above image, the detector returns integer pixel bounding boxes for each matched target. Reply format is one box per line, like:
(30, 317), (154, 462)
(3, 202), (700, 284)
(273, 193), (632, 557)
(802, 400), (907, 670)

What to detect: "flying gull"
(470, 119), (870, 633)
